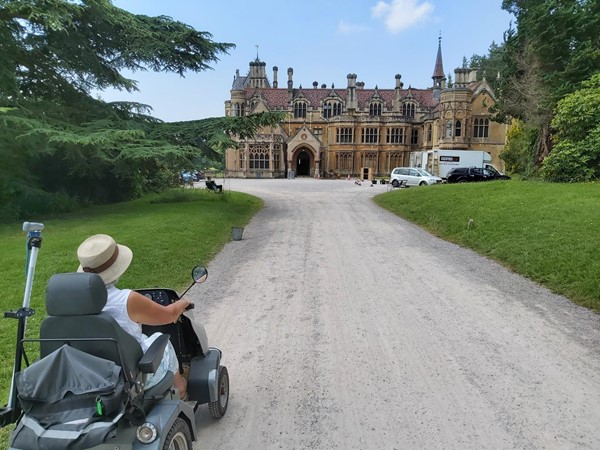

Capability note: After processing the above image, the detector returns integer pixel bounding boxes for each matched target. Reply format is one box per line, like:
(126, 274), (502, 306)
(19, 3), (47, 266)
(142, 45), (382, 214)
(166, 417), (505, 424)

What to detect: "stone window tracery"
(249, 143), (270, 169)
(389, 152), (403, 170)
(336, 152), (352, 171)
(362, 152), (377, 169)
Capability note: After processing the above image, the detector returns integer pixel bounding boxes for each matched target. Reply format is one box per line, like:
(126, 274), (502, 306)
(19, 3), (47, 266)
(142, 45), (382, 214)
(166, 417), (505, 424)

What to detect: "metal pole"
(2, 222), (43, 425)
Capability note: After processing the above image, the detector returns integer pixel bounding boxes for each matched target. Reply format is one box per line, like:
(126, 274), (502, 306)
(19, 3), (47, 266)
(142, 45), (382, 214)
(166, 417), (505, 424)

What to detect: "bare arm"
(127, 290), (192, 325)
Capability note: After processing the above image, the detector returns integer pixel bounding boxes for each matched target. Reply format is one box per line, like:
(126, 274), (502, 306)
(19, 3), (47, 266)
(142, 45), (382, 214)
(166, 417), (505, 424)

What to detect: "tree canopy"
(495, 0), (600, 176)
(0, 0), (283, 221)
(541, 73), (600, 182)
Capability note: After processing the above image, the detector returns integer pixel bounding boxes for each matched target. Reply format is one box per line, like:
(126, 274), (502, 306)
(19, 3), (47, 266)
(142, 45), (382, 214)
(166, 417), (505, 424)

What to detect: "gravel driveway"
(189, 178), (600, 449)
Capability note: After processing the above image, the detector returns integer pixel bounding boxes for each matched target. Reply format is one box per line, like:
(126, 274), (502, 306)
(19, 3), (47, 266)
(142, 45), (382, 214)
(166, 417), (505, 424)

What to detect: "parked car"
(446, 167), (511, 183)
(390, 167), (443, 187)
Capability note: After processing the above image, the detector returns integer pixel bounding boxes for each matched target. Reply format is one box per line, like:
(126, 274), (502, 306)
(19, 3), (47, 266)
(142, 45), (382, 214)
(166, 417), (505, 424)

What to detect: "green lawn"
(374, 180), (600, 312)
(0, 188), (261, 445)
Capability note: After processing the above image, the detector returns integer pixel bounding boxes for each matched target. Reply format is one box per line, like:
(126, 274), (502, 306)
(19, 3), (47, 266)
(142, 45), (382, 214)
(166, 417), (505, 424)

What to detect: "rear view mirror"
(192, 266), (208, 284)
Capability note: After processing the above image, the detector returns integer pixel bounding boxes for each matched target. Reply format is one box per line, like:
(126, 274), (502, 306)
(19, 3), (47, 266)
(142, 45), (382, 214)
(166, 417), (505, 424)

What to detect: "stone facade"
(224, 39), (507, 179)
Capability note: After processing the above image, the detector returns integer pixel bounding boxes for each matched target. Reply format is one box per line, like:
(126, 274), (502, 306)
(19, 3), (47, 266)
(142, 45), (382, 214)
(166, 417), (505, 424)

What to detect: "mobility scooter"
(1, 223), (229, 449)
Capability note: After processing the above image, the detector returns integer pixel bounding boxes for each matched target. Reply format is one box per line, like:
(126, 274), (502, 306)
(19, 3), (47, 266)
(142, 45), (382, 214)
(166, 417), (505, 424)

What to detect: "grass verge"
(0, 188), (261, 444)
(374, 180), (600, 312)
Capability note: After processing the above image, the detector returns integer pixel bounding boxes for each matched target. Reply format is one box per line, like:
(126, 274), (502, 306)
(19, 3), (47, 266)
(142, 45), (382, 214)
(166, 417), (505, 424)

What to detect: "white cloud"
(338, 20), (370, 35)
(372, 0), (434, 33)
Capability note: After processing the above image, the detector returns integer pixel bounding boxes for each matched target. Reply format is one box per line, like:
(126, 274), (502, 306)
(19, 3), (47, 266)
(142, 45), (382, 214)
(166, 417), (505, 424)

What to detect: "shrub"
(500, 119), (538, 177)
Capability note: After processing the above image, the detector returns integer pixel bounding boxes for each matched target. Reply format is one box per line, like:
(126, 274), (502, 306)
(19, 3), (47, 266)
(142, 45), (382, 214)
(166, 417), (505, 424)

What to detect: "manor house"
(224, 38), (507, 179)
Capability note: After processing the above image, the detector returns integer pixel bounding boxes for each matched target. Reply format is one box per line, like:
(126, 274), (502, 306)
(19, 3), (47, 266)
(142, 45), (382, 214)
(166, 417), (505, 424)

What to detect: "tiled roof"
(243, 87), (438, 111)
(232, 74), (248, 90)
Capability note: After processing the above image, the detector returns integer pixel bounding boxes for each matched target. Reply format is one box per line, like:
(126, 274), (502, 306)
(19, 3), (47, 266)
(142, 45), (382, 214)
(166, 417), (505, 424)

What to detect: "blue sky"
(102, 0), (514, 122)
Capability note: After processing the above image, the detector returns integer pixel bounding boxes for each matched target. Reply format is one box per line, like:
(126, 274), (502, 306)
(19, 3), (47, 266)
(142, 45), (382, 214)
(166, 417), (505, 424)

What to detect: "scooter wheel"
(162, 417), (192, 450)
(208, 365), (229, 418)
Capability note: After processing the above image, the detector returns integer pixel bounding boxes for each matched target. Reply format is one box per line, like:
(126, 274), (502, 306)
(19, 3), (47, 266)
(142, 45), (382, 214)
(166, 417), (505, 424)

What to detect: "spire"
(432, 33), (446, 91)
(432, 34), (445, 80)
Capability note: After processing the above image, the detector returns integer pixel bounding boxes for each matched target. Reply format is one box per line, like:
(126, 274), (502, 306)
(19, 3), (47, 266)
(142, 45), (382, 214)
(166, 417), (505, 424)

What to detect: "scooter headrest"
(46, 272), (107, 316)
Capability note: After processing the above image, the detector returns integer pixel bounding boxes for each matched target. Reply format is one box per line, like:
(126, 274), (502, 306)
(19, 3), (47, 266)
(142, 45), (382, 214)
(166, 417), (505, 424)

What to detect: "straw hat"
(77, 234), (133, 285)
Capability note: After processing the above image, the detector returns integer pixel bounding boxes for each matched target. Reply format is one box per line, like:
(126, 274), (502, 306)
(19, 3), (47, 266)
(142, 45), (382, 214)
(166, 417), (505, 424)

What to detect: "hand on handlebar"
(179, 298), (194, 312)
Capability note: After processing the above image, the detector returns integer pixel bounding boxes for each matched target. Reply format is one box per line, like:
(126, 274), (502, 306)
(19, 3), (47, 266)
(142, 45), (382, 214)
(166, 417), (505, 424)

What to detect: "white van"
(390, 167), (443, 187)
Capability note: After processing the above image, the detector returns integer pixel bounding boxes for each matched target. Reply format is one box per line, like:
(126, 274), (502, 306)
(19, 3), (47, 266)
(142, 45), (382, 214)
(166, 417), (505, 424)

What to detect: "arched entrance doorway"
(296, 150), (311, 176)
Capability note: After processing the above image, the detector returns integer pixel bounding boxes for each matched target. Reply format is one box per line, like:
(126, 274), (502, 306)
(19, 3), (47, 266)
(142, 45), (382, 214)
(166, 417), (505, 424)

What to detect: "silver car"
(390, 167), (442, 187)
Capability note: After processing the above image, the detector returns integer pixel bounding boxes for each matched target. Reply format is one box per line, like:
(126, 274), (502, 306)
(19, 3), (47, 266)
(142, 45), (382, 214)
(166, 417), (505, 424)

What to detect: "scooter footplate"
(187, 349), (220, 404)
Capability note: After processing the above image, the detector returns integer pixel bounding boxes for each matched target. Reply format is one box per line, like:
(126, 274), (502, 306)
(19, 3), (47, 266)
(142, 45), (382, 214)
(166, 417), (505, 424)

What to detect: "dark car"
(446, 167), (511, 183)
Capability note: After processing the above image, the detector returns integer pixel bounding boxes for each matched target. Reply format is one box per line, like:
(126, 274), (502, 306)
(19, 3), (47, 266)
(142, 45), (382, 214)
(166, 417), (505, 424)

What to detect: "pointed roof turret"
(432, 34), (446, 90)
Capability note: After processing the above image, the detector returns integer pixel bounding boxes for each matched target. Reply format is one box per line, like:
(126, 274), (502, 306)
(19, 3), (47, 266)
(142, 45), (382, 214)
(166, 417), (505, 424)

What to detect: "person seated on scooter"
(206, 176), (222, 193)
(76, 234), (191, 400)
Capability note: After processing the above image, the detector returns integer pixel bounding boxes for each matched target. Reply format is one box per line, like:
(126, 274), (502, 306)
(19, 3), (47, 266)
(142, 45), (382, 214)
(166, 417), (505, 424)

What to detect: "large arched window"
(294, 101), (307, 119)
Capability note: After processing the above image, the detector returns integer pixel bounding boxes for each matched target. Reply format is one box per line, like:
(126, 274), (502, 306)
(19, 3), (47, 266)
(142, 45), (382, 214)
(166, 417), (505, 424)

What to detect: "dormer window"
(323, 101), (342, 118)
(294, 101), (307, 119)
(402, 102), (415, 118)
(369, 102), (382, 116)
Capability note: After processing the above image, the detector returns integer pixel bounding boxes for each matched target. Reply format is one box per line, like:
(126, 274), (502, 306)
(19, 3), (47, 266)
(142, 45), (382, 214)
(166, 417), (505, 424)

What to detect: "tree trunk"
(535, 123), (553, 168)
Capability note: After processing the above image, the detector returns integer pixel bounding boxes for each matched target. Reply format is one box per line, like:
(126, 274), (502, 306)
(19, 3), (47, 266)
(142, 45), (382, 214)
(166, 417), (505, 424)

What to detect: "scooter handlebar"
(185, 303), (195, 311)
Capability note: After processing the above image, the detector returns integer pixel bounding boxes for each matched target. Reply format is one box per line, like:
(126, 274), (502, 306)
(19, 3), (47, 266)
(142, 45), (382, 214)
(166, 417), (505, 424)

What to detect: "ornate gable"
(287, 124), (322, 150)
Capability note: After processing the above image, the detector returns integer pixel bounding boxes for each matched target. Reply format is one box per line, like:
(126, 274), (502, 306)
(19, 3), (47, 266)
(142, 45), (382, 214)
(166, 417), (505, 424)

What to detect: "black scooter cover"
(10, 344), (125, 450)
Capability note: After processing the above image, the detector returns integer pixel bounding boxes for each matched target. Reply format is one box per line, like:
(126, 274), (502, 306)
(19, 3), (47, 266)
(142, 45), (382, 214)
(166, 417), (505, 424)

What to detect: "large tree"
(495, 0), (600, 170)
(541, 72), (600, 182)
(0, 0), (282, 221)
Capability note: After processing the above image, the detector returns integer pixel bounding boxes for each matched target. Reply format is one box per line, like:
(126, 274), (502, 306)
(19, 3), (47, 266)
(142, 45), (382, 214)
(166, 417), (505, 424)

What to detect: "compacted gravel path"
(187, 178), (600, 450)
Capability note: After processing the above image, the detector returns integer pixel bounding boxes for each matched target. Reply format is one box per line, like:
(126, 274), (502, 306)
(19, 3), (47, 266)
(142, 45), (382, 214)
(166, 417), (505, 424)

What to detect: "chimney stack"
(287, 67), (293, 101)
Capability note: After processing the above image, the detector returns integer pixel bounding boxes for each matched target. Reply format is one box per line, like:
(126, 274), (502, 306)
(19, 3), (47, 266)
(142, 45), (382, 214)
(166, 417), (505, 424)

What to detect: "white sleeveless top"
(104, 284), (148, 351)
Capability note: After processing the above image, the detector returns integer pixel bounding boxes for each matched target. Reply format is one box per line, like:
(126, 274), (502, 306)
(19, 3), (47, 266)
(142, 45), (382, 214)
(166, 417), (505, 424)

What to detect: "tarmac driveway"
(190, 178), (600, 449)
